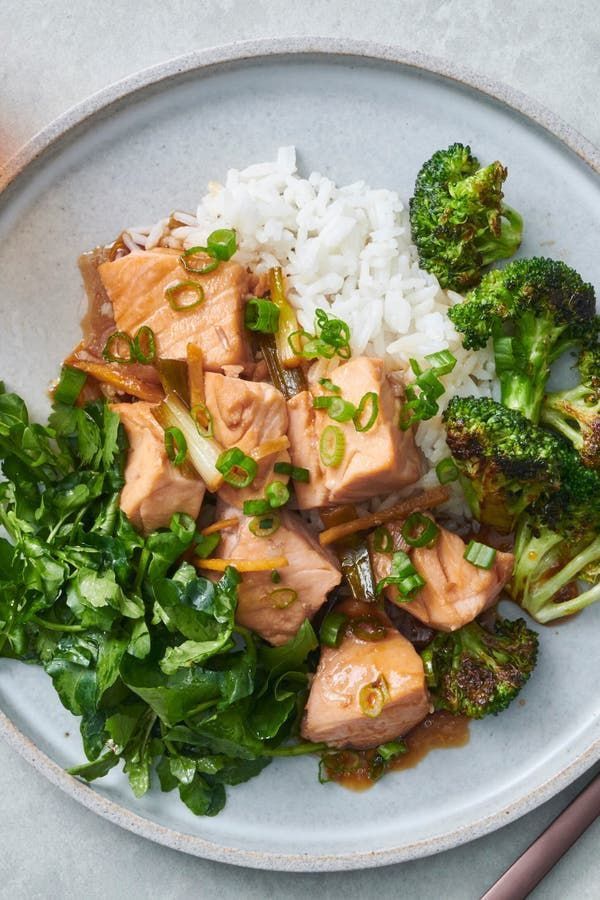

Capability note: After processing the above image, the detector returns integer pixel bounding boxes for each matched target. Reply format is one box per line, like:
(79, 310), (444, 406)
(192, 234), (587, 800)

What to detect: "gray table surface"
(1, 2), (599, 897)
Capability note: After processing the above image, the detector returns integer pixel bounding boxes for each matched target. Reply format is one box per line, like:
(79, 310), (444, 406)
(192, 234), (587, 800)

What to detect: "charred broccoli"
(448, 258), (598, 423)
(510, 443), (600, 623)
(421, 617), (538, 718)
(409, 143), (522, 291)
(443, 396), (561, 533)
(541, 347), (600, 469)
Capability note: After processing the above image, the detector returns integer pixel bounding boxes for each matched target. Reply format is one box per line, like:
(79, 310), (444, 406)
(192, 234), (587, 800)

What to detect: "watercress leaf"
(178, 774), (226, 817)
(80, 709), (107, 761)
(169, 755), (197, 785)
(210, 756), (270, 786)
(105, 704), (148, 752)
(128, 617), (151, 659)
(186, 707), (264, 759)
(68, 752), (119, 782)
(121, 654), (222, 725)
(159, 636), (233, 675)
(258, 620), (318, 683)
(156, 756), (179, 792)
(249, 692), (297, 741)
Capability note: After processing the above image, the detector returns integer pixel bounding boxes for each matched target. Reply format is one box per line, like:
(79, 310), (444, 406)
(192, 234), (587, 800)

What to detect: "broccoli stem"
(541, 406), (584, 452)
(478, 207), (524, 265)
(527, 535), (600, 616)
(496, 312), (565, 423)
(511, 520), (563, 601)
(534, 580), (600, 623)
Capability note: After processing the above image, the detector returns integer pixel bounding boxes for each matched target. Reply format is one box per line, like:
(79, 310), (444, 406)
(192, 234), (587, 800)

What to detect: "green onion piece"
(415, 369), (445, 401)
(376, 550), (425, 597)
(409, 358), (423, 377)
(319, 378), (341, 393)
(133, 325), (157, 364)
(464, 540), (497, 570)
(425, 349), (457, 376)
(358, 676), (389, 718)
(165, 281), (205, 312)
(319, 425), (346, 468)
(153, 391), (223, 491)
(179, 246), (220, 275)
(350, 615), (387, 642)
(401, 512), (440, 548)
(265, 481), (290, 508)
(273, 461), (310, 482)
(320, 611), (349, 648)
(102, 331), (135, 364)
(353, 391), (379, 432)
(54, 366), (87, 405)
(373, 526), (393, 553)
(313, 396), (334, 409)
(164, 427), (187, 465)
(268, 587), (297, 609)
(195, 532), (220, 559)
(288, 329), (311, 356)
(436, 457), (459, 484)
(244, 298), (280, 333)
(206, 228), (237, 261)
(191, 403), (214, 438)
(243, 498), (271, 516)
(376, 740), (407, 761)
(271, 570), (281, 584)
(327, 397), (357, 423)
(249, 514), (280, 537)
(216, 447), (258, 488)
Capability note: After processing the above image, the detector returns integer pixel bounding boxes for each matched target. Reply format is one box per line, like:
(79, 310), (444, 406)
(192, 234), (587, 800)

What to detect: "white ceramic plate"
(1, 39), (599, 872)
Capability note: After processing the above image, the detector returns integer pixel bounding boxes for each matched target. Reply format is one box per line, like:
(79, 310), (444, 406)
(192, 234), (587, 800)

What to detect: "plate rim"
(1, 36), (599, 872)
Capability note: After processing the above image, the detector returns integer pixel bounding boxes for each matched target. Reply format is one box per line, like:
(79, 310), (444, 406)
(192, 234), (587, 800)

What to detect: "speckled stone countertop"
(1, 3), (599, 897)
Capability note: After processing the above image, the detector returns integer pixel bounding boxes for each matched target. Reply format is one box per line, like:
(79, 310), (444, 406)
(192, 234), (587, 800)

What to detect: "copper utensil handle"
(481, 771), (600, 900)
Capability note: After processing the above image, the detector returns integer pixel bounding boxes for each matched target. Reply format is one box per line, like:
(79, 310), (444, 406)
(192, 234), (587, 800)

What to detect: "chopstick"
(481, 770), (600, 900)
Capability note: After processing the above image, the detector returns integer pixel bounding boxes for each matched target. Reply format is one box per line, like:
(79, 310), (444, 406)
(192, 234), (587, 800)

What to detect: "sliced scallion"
(464, 540), (497, 570)
(319, 378), (341, 393)
(319, 611), (349, 648)
(350, 615), (387, 642)
(179, 246), (220, 275)
(273, 461), (310, 482)
(164, 427), (187, 466)
(425, 349), (457, 376)
(133, 325), (156, 364)
(243, 498), (271, 516)
(102, 331), (135, 364)
(319, 425), (345, 468)
(353, 392), (379, 432)
(191, 402), (214, 438)
(401, 512), (439, 548)
(358, 675), (389, 718)
(249, 514), (280, 537)
(206, 228), (237, 261)
(244, 298), (280, 333)
(376, 550), (425, 598)
(376, 740), (408, 761)
(165, 281), (205, 312)
(216, 447), (258, 489)
(265, 481), (290, 508)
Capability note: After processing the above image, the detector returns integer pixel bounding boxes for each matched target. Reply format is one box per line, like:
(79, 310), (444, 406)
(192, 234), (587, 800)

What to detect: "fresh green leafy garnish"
(0, 389), (320, 816)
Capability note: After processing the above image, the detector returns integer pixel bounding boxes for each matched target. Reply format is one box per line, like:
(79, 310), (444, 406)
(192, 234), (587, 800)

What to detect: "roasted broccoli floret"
(421, 617), (538, 718)
(443, 396), (561, 533)
(541, 347), (600, 468)
(510, 443), (600, 623)
(448, 258), (598, 423)
(409, 143), (523, 291)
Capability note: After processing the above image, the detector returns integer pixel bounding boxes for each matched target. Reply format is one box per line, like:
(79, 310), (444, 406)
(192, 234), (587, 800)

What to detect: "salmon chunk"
(287, 357), (421, 508)
(112, 401), (205, 534)
(370, 518), (514, 632)
(98, 248), (253, 373)
(204, 374), (290, 509)
(301, 600), (430, 748)
(215, 502), (341, 645)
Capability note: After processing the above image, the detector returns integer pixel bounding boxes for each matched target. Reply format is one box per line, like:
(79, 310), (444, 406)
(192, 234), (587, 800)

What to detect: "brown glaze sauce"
(322, 712), (470, 792)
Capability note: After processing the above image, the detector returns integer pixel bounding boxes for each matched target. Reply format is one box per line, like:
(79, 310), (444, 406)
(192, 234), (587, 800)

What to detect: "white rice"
(126, 147), (497, 519)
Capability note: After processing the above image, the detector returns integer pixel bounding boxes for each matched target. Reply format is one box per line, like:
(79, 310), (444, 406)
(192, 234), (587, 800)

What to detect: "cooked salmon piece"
(112, 401), (205, 534)
(370, 518), (514, 632)
(215, 502), (341, 645)
(204, 374), (290, 510)
(98, 248), (253, 373)
(287, 357), (421, 508)
(301, 600), (430, 748)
